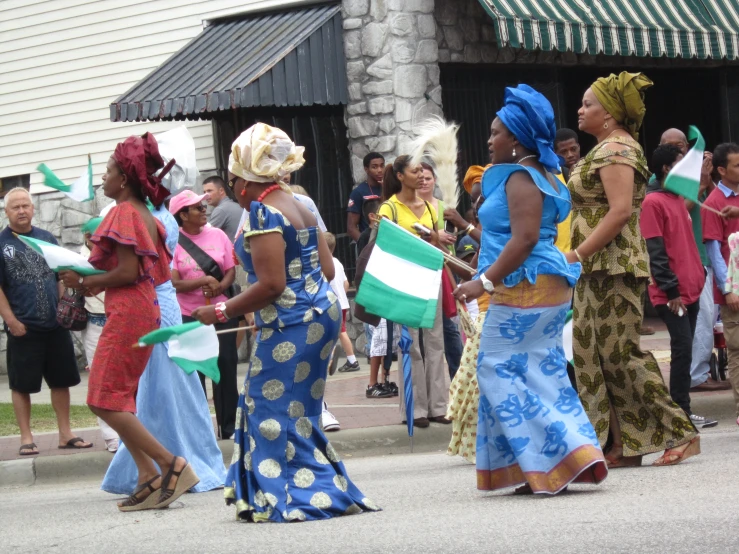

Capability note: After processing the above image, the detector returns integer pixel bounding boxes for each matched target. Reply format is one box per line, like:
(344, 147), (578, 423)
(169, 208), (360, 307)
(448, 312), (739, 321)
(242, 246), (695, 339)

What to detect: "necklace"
(516, 154), (538, 165)
(257, 183), (282, 203)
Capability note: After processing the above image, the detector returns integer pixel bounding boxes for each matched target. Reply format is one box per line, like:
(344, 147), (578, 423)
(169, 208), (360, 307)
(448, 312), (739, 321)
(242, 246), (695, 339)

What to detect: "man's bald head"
(660, 128), (688, 155)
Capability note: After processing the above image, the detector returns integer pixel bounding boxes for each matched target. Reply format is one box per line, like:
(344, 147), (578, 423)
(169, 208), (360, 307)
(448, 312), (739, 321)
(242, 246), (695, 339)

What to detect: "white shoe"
(105, 438), (119, 453)
(322, 402), (340, 432)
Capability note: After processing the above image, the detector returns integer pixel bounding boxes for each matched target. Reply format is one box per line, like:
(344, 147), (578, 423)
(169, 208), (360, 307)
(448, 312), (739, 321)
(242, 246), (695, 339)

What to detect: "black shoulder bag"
(177, 234), (237, 298)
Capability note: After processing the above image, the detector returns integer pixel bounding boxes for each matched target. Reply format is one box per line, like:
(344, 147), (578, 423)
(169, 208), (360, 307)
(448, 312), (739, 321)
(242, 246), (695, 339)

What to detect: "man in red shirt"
(641, 144), (713, 424)
(702, 142), (739, 427)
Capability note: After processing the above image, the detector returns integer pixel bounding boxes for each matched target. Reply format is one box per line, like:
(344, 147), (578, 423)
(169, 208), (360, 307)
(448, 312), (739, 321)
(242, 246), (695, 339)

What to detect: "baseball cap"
(457, 235), (479, 260)
(168, 189), (207, 215)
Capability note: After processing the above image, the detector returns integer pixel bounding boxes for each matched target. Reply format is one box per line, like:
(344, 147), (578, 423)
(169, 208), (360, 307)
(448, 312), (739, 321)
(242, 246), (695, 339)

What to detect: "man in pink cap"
(169, 189), (239, 440)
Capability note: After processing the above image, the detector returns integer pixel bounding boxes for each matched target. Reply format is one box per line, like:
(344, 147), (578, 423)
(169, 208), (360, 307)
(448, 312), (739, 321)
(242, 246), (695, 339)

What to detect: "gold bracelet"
(574, 249), (585, 263)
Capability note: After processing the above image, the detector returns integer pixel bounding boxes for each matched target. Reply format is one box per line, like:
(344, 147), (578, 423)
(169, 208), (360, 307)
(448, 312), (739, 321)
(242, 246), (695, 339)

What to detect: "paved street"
(1, 425), (738, 554)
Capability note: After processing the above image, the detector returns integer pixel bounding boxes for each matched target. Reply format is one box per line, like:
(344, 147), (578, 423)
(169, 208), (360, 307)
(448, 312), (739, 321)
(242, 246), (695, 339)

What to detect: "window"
(0, 174), (31, 198)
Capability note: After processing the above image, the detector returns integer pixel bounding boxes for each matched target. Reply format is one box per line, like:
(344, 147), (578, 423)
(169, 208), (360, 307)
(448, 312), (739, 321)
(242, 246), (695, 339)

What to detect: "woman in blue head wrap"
(453, 84), (607, 495)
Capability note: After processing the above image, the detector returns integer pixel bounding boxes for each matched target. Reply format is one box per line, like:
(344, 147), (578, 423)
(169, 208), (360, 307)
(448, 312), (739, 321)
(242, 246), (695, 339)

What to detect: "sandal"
(117, 475), (162, 512)
(58, 437), (93, 449)
(653, 436), (701, 466)
(19, 443), (39, 456)
(154, 456), (200, 509)
(605, 445), (642, 469)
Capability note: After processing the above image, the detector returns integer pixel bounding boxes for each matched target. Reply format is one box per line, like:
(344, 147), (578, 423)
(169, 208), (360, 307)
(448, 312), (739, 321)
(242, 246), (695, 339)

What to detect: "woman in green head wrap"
(565, 71), (699, 469)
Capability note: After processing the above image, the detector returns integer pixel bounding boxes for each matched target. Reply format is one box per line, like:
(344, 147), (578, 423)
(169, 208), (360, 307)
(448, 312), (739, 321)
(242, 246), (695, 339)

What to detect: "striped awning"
(478, 0), (739, 60)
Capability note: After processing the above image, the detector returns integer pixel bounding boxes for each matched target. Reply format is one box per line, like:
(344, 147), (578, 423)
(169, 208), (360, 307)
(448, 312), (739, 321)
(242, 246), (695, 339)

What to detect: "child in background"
(80, 217), (120, 453)
(324, 232), (359, 372)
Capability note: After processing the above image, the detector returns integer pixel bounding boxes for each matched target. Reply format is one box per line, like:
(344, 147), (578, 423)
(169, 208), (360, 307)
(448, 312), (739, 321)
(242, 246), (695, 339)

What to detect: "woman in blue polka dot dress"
(192, 123), (379, 522)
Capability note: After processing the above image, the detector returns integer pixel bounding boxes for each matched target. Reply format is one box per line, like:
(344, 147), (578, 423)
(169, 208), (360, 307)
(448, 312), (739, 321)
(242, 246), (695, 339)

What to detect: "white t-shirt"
(329, 257), (350, 310)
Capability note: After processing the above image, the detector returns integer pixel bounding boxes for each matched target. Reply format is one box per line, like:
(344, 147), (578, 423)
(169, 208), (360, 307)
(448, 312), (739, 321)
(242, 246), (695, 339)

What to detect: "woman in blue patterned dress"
(192, 123), (379, 522)
(454, 85), (608, 495)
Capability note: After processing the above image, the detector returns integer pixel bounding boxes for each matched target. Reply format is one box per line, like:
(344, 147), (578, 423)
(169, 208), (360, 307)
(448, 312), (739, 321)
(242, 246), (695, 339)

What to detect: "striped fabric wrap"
(478, 0), (739, 60)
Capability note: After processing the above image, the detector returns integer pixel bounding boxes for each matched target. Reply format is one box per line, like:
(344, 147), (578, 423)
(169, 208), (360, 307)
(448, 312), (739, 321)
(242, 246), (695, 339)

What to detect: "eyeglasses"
(189, 203), (207, 212)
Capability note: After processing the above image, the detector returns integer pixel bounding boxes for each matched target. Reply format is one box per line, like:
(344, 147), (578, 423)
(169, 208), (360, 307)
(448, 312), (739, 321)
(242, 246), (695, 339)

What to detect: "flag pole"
(131, 325), (255, 348)
(698, 201), (723, 216)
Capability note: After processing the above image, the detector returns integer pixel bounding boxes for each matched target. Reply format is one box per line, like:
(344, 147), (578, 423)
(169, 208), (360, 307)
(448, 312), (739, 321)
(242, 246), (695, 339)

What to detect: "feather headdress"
(409, 116), (460, 211)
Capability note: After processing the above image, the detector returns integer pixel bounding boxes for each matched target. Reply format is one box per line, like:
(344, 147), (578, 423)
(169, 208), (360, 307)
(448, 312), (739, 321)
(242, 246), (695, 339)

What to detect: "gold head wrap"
(591, 72), (653, 140)
(228, 123), (305, 190)
(462, 164), (492, 194)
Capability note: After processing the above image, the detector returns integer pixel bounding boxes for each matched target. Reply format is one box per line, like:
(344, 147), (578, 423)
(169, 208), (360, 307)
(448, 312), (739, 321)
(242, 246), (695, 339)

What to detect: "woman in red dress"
(60, 133), (199, 511)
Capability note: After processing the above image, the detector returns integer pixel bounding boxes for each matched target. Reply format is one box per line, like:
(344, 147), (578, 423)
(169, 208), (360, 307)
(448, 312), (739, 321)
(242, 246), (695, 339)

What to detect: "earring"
(240, 188), (247, 197)
(604, 121), (609, 130)
(512, 147), (517, 158)
(120, 184), (125, 189)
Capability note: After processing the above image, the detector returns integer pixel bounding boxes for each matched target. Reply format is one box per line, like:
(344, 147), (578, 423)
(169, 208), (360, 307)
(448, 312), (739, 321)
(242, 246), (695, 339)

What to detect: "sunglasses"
(189, 203), (207, 212)
(228, 176), (239, 190)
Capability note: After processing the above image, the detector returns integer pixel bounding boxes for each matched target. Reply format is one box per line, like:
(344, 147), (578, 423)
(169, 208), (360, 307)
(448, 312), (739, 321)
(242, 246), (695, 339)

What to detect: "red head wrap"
(113, 132), (175, 206)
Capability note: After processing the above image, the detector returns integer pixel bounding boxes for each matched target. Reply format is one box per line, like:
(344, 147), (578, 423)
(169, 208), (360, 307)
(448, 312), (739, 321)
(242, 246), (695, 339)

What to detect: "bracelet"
(214, 302), (230, 323)
(574, 249), (585, 263)
(465, 223), (474, 235)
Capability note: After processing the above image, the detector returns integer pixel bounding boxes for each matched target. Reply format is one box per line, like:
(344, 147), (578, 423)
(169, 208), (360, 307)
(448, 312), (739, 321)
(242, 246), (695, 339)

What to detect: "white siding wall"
(0, 0), (314, 194)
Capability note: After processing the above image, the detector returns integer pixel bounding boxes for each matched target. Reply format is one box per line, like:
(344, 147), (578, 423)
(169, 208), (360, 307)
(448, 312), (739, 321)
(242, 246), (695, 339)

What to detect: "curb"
(0, 423), (452, 488)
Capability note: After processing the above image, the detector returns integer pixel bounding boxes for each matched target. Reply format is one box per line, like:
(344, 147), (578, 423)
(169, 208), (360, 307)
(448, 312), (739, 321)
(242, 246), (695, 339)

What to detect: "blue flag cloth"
(497, 84), (560, 172)
(399, 326), (414, 443)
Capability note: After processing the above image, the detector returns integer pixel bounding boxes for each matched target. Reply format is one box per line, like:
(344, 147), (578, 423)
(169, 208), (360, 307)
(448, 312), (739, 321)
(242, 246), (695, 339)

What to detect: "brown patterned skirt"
(572, 272), (697, 456)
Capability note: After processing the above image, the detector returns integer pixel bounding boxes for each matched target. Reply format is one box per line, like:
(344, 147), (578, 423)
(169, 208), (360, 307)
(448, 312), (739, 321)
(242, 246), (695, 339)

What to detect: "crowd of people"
(2, 68), (738, 519)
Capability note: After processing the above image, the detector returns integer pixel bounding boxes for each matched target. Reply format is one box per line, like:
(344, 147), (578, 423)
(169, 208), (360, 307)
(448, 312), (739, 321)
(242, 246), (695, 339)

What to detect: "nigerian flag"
(356, 218), (443, 328)
(663, 126), (705, 203)
(16, 234), (103, 275)
(37, 155), (94, 202)
(137, 322), (221, 383)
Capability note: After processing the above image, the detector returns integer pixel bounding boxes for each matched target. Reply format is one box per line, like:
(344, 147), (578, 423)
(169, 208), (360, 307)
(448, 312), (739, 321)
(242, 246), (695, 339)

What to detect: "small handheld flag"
(663, 127), (721, 215)
(137, 322), (221, 383)
(356, 219), (444, 329)
(15, 234), (103, 275)
(37, 155), (94, 202)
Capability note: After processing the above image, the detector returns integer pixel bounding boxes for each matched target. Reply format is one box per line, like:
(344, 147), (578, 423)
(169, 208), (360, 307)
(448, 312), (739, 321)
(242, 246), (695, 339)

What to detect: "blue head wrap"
(496, 84), (560, 172)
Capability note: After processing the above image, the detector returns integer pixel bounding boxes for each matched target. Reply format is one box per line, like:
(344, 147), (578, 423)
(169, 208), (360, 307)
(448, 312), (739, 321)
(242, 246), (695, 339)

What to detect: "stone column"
(342, 0), (442, 182)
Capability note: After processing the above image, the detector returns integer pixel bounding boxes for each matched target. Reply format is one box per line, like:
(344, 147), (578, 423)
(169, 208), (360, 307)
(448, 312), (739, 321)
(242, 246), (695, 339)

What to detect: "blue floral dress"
(226, 202), (379, 522)
(475, 165), (607, 494)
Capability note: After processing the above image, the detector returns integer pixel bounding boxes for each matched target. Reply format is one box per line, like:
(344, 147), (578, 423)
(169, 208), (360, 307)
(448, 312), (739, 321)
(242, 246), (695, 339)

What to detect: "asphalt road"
(1, 426), (738, 554)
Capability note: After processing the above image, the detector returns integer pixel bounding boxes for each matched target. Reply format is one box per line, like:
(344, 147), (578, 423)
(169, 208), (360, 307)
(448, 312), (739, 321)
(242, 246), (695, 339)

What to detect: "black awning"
(110, 3), (347, 122)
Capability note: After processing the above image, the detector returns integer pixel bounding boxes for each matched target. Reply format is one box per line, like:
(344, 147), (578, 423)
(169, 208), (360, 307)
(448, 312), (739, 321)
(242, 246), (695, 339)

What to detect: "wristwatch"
(77, 276), (85, 285)
(480, 273), (495, 293)
(215, 302), (230, 323)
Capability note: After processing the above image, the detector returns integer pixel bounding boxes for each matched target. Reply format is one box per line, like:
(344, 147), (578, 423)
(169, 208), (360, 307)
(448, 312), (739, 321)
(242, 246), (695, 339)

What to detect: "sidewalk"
(0, 317), (732, 463)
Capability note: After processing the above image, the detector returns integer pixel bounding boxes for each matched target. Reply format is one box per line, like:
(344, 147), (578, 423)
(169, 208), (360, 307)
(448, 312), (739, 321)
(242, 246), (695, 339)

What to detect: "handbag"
(56, 288), (88, 331)
(178, 234), (237, 298)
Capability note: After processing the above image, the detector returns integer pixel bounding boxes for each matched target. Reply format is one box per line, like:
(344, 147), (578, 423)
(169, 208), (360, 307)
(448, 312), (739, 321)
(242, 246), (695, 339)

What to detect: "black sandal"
(154, 456), (200, 509)
(117, 475), (162, 512)
(19, 443), (38, 456)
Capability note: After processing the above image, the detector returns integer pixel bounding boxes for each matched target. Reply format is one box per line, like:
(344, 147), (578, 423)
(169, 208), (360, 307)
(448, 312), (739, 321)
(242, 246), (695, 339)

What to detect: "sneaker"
(366, 384), (393, 398)
(383, 381), (399, 397)
(338, 360), (360, 372)
(322, 402), (340, 432)
(690, 413), (718, 428)
(104, 438), (119, 453)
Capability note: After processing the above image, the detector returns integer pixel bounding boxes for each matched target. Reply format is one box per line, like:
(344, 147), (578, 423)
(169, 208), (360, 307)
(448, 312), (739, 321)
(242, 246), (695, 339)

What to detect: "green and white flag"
(356, 218), (443, 329)
(16, 234), (103, 276)
(37, 155), (94, 202)
(663, 126), (705, 203)
(137, 322), (220, 383)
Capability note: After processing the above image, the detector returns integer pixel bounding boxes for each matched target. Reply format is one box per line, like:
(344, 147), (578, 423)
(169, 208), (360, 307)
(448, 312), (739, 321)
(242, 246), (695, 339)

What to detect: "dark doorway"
(212, 105), (357, 279)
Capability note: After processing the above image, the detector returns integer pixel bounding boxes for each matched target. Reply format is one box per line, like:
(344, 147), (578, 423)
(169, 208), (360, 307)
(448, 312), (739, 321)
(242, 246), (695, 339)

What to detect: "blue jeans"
(443, 316), (463, 379)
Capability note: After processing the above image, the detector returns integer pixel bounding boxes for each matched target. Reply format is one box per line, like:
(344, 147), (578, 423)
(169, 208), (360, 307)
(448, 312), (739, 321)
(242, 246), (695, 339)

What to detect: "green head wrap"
(81, 217), (103, 235)
(591, 71), (653, 140)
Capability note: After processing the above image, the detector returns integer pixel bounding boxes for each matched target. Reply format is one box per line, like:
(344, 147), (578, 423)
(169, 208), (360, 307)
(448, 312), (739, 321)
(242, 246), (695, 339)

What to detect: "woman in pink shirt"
(170, 190), (239, 440)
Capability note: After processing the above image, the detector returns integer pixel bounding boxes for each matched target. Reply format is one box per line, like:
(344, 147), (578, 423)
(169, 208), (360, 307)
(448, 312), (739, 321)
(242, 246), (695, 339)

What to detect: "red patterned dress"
(87, 202), (171, 412)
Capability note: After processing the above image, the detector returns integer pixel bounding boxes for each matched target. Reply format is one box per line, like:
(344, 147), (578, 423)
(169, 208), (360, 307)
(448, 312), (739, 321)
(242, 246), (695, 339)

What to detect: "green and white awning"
(478, 0), (739, 60)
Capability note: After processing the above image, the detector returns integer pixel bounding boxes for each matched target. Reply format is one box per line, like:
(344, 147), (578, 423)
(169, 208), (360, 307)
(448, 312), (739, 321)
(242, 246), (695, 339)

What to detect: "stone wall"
(342, 0), (444, 181)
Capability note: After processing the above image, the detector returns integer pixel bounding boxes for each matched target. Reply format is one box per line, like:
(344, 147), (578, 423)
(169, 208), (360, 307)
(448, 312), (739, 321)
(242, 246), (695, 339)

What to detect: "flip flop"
(327, 343), (340, 376)
(19, 443), (39, 456)
(58, 437), (93, 449)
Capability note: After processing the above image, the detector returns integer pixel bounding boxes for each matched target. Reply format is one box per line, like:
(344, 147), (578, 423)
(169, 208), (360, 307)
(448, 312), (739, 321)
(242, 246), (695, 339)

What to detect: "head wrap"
(81, 217), (103, 235)
(229, 123), (305, 191)
(496, 84), (560, 172)
(591, 72), (653, 140)
(113, 132), (175, 206)
(463, 165), (489, 194)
